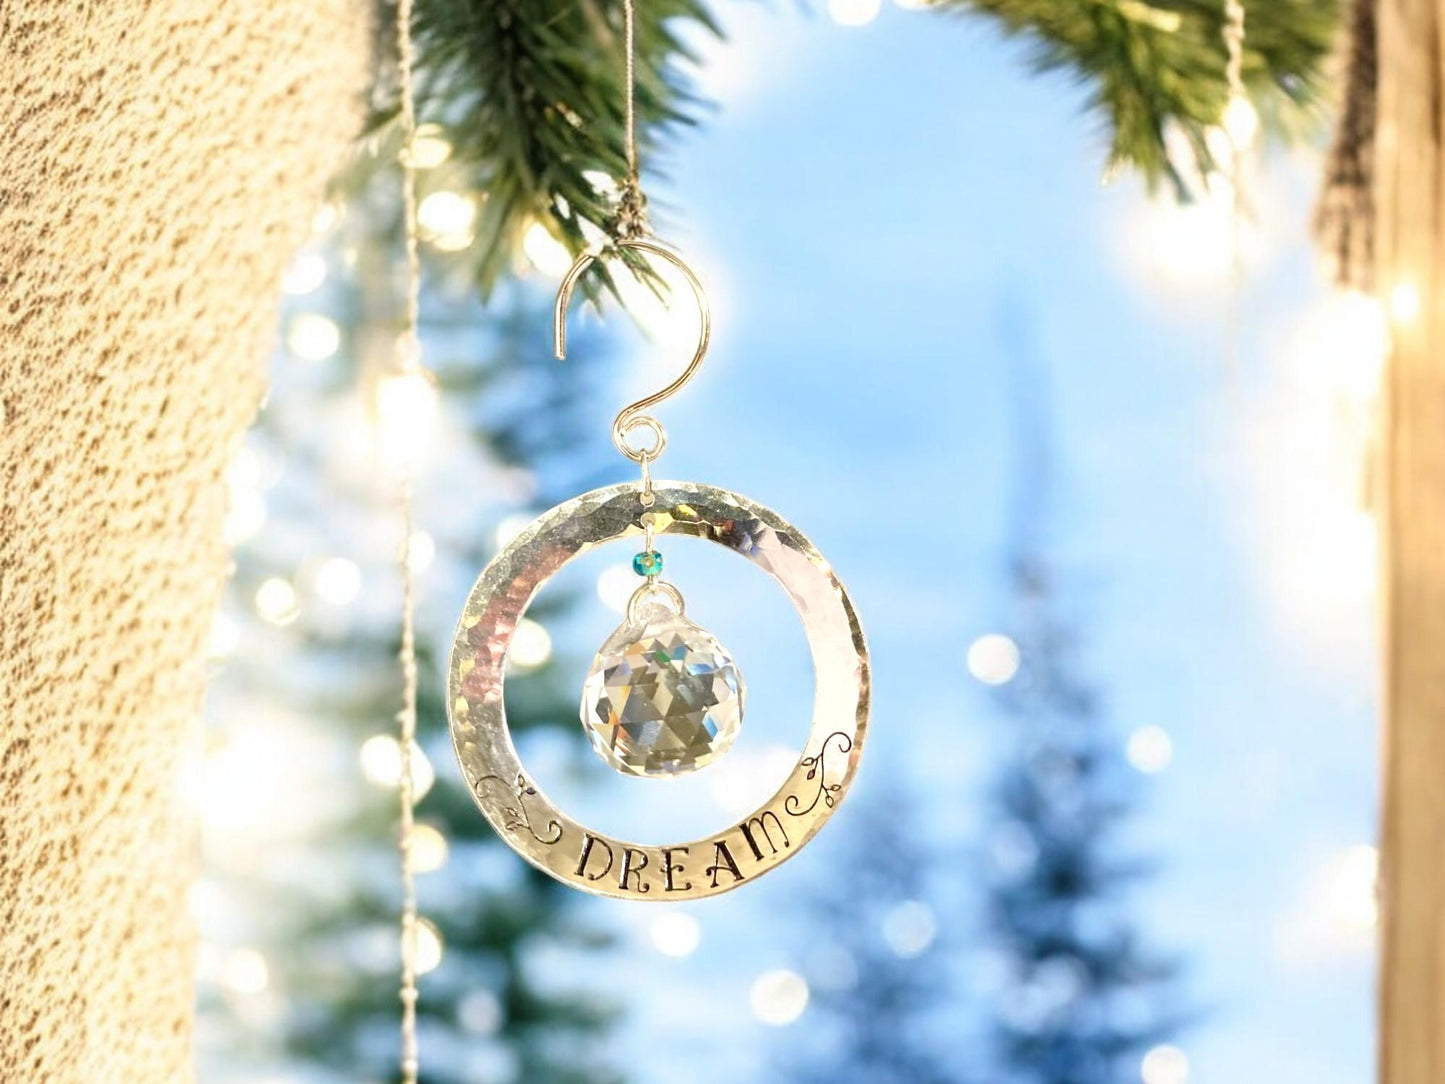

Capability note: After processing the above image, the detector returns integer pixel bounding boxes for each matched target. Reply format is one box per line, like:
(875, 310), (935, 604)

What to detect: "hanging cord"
(397, 3), (423, 357)
(1222, 0), (1248, 380)
(394, 0), (423, 1079)
(1224, 0), (1246, 124)
(614, 0), (650, 239)
(1223, 0), (1248, 225)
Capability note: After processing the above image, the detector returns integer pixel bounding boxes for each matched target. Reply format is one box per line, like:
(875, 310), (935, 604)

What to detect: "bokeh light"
(1324, 844), (1379, 932)
(254, 578), (300, 627)
(286, 313), (341, 361)
(829, 0), (882, 25)
(281, 251), (328, 296)
(967, 633), (1020, 685)
(221, 948), (270, 995)
(881, 900), (938, 958)
(750, 969), (810, 1026)
(1390, 281), (1420, 324)
(375, 369), (440, 468)
(222, 488), (266, 546)
(649, 911), (702, 958)
(510, 618), (553, 670)
(417, 190), (477, 251)
(706, 743), (799, 819)
(312, 556), (362, 606)
(596, 564), (637, 613)
(223, 447), (267, 544)
(613, 255), (714, 355)
(523, 222), (573, 277)
(1320, 290), (1390, 399)
(457, 989), (503, 1035)
(414, 918), (444, 975)
(405, 529), (436, 575)
(198, 725), (319, 835)
(1120, 188), (1256, 293)
(409, 123), (453, 169)
(1140, 1044), (1190, 1084)
(358, 734), (435, 799)
(411, 823), (449, 874)
(1126, 726), (1174, 774)
(1221, 95), (1259, 150)
(311, 202), (339, 235)
(207, 612), (239, 659)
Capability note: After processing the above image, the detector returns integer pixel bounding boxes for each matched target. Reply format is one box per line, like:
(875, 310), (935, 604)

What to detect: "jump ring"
(613, 413), (667, 462)
(639, 450), (656, 508)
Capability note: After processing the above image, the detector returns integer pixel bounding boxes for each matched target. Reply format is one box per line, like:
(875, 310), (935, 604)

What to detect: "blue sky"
(544, 5), (1379, 1082)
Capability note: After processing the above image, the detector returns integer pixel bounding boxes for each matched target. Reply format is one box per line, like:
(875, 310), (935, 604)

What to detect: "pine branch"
(355, 0), (1336, 298)
(928, 0), (1339, 197)
(374, 0), (720, 296)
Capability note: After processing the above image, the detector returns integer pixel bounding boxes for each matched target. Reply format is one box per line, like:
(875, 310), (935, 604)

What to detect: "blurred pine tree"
(977, 310), (1188, 1084)
(980, 552), (1186, 1084)
(196, 152), (624, 1084)
(781, 777), (959, 1084)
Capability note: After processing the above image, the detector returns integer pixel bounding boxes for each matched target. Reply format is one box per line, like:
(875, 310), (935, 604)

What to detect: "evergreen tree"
(978, 326), (1186, 1084)
(781, 775), (958, 1084)
(981, 554), (1183, 1084)
(197, 151), (623, 1084)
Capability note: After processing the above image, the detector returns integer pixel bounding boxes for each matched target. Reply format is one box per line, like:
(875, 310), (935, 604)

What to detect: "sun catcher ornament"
(445, 0), (865, 899)
(445, 240), (870, 899)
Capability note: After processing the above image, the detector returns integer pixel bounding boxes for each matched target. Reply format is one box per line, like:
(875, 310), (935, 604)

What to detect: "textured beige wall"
(0, 4), (369, 1079)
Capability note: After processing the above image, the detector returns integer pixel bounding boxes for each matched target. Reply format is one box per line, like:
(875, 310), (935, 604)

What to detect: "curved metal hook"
(553, 238), (712, 462)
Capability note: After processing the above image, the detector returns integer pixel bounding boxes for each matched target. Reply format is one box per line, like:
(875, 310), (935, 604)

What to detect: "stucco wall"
(0, 4), (370, 1078)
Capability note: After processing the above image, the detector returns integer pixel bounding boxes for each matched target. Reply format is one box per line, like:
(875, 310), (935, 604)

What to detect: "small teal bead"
(633, 550), (663, 577)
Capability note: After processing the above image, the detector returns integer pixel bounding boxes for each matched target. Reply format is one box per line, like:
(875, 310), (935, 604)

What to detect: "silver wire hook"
(552, 238), (712, 462)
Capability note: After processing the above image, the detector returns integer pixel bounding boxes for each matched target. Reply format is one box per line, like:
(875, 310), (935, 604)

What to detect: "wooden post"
(1376, 1), (1445, 1080)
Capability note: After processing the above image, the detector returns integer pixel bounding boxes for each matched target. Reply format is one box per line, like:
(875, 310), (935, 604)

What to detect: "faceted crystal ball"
(580, 602), (745, 777)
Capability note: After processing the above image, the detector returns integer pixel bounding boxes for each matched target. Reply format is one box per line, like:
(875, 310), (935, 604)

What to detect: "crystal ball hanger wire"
(553, 241), (747, 778)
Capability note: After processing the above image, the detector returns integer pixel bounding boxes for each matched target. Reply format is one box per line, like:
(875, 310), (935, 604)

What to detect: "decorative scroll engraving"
(475, 772), (562, 845)
(785, 731), (853, 817)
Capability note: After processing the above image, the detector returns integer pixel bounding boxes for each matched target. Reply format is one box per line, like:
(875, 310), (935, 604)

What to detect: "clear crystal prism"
(580, 599), (744, 777)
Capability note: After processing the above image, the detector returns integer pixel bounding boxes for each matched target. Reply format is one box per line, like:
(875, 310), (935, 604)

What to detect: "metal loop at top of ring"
(638, 448), (657, 508)
(551, 238), (712, 464)
(625, 579), (686, 626)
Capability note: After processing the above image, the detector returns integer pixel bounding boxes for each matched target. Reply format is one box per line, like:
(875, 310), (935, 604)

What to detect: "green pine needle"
(374, 0), (720, 298)
(362, 0), (1336, 297)
(933, 0), (1339, 197)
